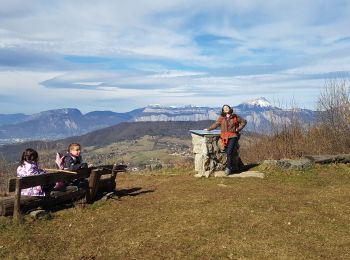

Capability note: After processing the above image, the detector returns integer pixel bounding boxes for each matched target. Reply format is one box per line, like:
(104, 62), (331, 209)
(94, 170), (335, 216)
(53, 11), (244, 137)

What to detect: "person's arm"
(236, 116), (247, 132)
(17, 165), (27, 177)
(63, 155), (72, 170)
(64, 156), (88, 170)
(69, 163), (86, 171)
(207, 117), (222, 131)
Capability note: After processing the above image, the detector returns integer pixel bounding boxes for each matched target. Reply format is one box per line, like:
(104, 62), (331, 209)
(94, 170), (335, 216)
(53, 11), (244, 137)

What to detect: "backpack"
(54, 152), (67, 190)
(55, 152), (65, 170)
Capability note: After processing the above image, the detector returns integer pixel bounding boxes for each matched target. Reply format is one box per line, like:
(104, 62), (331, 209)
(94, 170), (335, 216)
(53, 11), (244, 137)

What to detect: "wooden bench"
(0, 164), (127, 219)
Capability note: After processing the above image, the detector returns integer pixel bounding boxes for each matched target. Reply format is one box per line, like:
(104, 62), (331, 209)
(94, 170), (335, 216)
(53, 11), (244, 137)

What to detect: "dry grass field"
(1, 164), (349, 259)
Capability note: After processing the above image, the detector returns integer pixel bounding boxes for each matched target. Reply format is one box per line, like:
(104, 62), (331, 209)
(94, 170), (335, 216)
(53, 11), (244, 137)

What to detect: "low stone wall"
(260, 154), (350, 170)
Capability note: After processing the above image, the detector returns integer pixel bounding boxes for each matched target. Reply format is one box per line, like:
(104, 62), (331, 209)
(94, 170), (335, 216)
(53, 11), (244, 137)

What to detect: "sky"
(1, 0), (350, 114)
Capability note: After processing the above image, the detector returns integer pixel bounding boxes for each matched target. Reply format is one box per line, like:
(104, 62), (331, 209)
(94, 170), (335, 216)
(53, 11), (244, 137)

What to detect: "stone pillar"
(191, 130), (244, 177)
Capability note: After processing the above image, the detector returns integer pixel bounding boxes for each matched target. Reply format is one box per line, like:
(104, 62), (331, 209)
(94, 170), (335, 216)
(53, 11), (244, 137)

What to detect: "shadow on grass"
(43, 202), (76, 213)
(21, 187), (156, 215)
(91, 187), (155, 202)
(244, 163), (260, 171)
(115, 187), (155, 198)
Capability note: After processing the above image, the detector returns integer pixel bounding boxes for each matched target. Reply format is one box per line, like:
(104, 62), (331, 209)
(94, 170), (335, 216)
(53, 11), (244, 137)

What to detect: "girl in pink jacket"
(16, 148), (46, 196)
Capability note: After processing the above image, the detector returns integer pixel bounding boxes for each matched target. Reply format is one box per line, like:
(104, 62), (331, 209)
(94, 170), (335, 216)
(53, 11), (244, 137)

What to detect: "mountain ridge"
(0, 98), (319, 145)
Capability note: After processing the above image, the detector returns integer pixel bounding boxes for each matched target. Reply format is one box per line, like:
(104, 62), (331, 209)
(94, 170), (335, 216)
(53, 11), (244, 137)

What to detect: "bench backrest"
(8, 168), (91, 192)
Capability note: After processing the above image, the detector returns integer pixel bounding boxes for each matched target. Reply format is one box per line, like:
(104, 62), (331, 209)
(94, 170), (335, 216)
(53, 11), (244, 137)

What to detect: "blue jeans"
(225, 137), (239, 172)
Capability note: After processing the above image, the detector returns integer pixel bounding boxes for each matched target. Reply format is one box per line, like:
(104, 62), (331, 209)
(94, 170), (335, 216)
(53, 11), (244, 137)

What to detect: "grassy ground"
(1, 164), (350, 259)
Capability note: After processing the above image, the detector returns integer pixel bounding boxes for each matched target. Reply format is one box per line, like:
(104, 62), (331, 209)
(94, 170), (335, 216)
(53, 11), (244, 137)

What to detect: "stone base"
(213, 170), (265, 178)
(194, 171), (211, 178)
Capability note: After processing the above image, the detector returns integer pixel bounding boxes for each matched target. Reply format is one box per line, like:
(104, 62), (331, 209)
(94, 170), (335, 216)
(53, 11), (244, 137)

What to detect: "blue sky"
(0, 0), (350, 113)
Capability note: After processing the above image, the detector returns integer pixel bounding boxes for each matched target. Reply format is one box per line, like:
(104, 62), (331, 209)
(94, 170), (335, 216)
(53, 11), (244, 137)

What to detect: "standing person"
(17, 148), (47, 196)
(206, 104), (247, 175)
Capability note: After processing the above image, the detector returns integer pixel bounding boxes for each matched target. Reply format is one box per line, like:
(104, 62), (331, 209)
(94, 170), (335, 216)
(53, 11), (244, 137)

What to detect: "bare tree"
(317, 78), (350, 153)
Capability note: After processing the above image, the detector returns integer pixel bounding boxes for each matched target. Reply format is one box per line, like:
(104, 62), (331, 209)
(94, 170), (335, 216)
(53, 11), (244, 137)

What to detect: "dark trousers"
(225, 137), (239, 172)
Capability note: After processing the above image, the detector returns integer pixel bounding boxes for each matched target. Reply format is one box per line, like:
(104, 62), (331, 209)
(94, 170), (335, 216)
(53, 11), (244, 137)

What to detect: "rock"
(102, 192), (115, 201)
(204, 171), (211, 178)
(150, 163), (162, 171)
(214, 171), (226, 177)
(277, 158), (313, 170)
(261, 158), (314, 170)
(305, 154), (350, 164)
(228, 171), (265, 178)
(261, 160), (278, 167)
(144, 163), (163, 171)
(191, 134), (208, 155)
(214, 170), (265, 178)
(194, 154), (208, 172)
(29, 209), (47, 219)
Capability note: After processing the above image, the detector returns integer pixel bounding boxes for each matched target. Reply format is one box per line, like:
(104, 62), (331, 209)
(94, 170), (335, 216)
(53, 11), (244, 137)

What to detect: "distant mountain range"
(0, 108), (137, 145)
(0, 97), (320, 145)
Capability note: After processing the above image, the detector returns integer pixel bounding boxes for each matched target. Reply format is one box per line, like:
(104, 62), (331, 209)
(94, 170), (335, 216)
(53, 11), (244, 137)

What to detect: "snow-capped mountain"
(242, 97), (272, 107)
(133, 97), (319, 132)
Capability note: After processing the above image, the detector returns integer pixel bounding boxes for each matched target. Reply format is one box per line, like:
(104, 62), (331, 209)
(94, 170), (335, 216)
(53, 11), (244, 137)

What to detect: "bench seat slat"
(95, 165), (127, 172)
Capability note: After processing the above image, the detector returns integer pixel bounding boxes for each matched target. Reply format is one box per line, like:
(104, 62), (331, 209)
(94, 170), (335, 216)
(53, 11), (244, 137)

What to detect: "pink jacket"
(17, 161), (46, 196)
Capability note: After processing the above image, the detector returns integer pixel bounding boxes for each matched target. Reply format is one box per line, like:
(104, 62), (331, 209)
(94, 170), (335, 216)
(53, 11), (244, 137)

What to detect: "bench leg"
(88, 170), (101, 202)
(13, 178), (21, 221)
(110, 164), (118, 191)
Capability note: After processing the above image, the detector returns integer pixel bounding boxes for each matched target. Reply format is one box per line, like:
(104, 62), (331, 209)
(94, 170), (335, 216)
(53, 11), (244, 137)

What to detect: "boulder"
(214, 171), (264, 178)
(101, 192), (115, 201)
(305, 154), (350, 164)
(29, 209), (47, 220)
(276, 158), (313, 170)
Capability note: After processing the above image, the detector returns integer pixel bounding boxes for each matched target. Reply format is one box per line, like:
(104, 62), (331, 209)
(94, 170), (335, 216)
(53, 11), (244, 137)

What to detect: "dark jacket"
(63, 153), (88, 171)
(208, 113), (247, 139)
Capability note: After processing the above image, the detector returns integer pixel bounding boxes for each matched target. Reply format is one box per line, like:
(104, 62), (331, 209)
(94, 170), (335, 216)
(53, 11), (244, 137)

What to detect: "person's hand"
(88, 164), (94, 168)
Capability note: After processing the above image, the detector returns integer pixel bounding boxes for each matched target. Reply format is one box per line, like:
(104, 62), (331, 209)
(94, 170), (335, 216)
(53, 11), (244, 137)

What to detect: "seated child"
(63, 143), (90, 170)
(17, 148), (47, 196)
(63, 143), (92, 187)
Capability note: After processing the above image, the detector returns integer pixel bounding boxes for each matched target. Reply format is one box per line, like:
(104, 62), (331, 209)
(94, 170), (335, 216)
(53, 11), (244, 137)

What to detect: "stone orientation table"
(190, 130), (244, 177)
